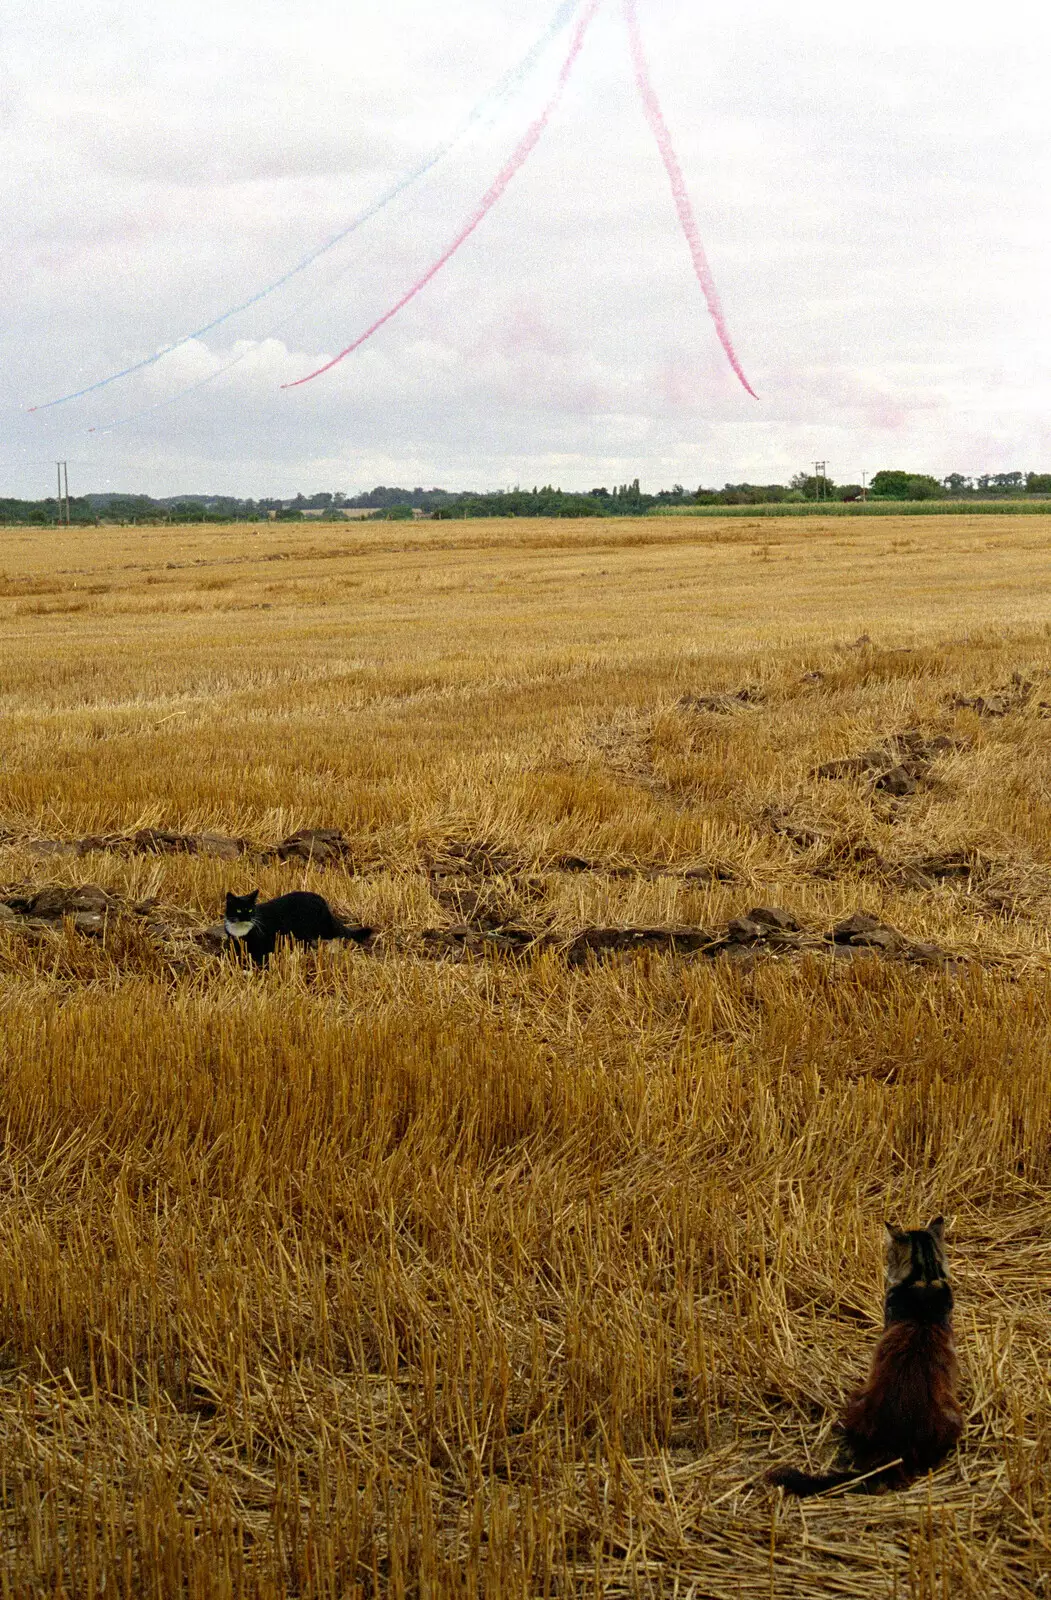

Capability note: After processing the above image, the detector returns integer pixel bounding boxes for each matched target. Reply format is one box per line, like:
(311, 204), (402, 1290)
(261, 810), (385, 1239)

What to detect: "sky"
(2, 0), (1049, 499)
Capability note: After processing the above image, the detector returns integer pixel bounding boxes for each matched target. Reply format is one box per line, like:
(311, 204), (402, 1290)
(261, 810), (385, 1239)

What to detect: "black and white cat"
(224, 889), (372, 966)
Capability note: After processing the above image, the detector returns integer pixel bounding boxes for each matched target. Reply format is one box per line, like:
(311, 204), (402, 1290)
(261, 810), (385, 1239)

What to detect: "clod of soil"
(677, 686), (765, 714)
(275, 828), (348, 862)
(26, 883), (114, 920)
(814, 728), (958, 795)
(438, 839), (522, 877)
(762, 805), (827, 851)
(809, 837), (885, 879)
(885, 851), (984, 888)
(681, 862), (739, 883)
(0, 882), (119, 936)
(745, 906), (800, 933)
(74, 833), (127, 855)
(429, 877), (528, 932)
(419, 926), (536, 959)
(815, 752), (890, 781)
(134, 828), (198, 854)
(831, 909), (902, 951)
(559, 926), (720, 965)
(195, 833), (246, 859)
(878, 764), (918, 796)
(27, 834), (126, 858)
(954, 692), (1011, 717)
(552, 854), (594, 873)
(949, 673), (1051, 718)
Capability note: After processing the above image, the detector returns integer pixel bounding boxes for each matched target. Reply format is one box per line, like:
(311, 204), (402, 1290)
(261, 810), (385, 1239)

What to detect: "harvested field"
(2, 511), (1051, 1595)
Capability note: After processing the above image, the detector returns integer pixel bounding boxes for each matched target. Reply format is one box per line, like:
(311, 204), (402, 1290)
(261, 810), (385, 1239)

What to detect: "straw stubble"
(0, 512), (1050, 1594)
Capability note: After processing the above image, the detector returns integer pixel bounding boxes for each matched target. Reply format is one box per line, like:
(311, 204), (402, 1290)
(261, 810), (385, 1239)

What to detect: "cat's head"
(224, 889), (259, 936)
(883, 1217), (952, 1317)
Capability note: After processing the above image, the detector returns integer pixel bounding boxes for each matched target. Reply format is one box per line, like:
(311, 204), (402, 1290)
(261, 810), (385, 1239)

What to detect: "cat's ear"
(246, 889), (259, 905)
(884, 1222), (912, 1284)
(926, 1215), (945, 1243)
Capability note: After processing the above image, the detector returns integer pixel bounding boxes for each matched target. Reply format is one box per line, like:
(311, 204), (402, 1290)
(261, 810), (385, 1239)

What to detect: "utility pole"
(813, 460), (827, 502)
(861, 470), (868, 503)
(55, 461), (70, 525)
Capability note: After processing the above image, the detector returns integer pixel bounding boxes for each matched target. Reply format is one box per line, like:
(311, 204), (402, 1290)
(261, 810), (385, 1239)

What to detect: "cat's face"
(884, 1216), (949, 1291)
(224, 889), (259, 938)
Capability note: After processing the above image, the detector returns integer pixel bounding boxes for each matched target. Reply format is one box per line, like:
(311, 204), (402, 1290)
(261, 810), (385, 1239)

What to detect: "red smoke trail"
(623, 0), (756, 399)
(283, 0), (602, 389)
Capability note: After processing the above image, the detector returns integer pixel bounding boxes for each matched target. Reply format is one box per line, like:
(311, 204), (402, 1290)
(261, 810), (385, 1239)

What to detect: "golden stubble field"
(2, 511), (1051, 1597)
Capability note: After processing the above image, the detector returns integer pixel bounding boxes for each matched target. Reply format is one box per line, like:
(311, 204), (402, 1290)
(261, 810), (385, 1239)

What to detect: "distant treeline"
(3, 470), (1051, 526)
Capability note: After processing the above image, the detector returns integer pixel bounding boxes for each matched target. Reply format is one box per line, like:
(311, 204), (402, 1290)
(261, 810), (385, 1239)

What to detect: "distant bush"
(870, 471), (945, 501)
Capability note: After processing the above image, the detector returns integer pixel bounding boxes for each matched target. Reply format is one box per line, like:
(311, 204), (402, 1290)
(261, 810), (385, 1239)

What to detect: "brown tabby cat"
(767, 1217), (963, 1495)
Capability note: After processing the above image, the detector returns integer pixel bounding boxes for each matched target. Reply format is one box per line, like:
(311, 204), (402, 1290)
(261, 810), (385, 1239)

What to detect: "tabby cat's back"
(767, 1217), (962, 1496)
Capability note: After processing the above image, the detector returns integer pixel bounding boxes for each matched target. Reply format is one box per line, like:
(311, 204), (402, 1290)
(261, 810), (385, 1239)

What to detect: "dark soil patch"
(10, 827), (348, 866)
(410, 905), (962, 971)
(274, 828), (348, 864)
(677, 686), (765, 714)
(881, 851), (989, 889)
(555, 925), (723, 965)
(814, 728), (960, 796)
(948, 672), (1051, 718)
(426, 839), (547, 930)
(434, 839), (522, 877)
(0, 885), (966, 972)
(762, 805), (827, 852)
(427, 877), (537, 933)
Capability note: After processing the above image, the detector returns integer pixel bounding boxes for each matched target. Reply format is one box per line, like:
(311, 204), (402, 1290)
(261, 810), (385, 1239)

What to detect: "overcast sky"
(3, 0), (1048, 498)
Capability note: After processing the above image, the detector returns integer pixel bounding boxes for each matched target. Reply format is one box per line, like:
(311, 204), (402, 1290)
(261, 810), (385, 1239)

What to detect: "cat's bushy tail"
(766, 1463), (901, 1497)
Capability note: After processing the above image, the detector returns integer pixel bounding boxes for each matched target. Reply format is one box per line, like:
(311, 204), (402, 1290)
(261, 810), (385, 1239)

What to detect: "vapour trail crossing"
(622, 0), (757, 398)
(28, 0), (584, 416)
(87, 341), (261, 435)
(89, 193), (414, 435)
(282, 0), (603, 389)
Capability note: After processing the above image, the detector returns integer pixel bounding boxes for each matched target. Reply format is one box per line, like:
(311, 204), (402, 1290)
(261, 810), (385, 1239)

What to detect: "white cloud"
(4, 0), (1049, 497)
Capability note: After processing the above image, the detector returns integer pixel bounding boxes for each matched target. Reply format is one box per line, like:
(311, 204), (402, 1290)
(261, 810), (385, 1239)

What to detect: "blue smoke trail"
(89, 4), (578, 437)
(31, 0), (583, 415)
(88, 247), (345, 435)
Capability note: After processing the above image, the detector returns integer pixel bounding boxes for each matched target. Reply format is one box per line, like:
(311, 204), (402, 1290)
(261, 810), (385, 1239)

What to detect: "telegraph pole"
(813, 460), (827, 502)
(861, 470), (868, 503)
(55, 461), (70, 525)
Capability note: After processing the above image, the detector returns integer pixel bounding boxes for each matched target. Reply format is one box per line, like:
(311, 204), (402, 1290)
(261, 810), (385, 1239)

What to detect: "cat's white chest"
(224, 918), (255, 938)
